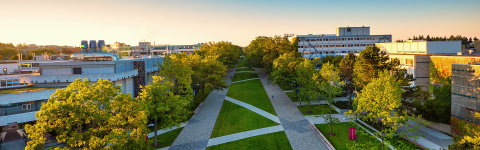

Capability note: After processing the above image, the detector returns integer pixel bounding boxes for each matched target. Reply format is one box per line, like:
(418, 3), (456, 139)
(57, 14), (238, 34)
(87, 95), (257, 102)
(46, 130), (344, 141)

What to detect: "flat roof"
(296, 34), (391, 38)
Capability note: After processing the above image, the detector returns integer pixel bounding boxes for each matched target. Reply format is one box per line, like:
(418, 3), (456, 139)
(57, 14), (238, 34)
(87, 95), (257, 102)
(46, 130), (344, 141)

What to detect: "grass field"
(149, 127), (184, 149)
(276, 82), (295, 91)
(206, 131), (292, 150)
(231, 72), (259, 82)
(227, 79), (276, 115)
(316, 122), (384, 150)
(297, 104), (338, 115)
(237, 60), (246, 68)
(210, 100), (277, 138)
(285, 92), (298, 102)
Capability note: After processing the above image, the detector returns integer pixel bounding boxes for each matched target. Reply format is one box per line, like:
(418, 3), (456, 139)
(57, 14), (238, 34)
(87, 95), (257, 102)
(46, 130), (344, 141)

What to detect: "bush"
(417, 85), (451, 124)
(333, 101), (353, 109)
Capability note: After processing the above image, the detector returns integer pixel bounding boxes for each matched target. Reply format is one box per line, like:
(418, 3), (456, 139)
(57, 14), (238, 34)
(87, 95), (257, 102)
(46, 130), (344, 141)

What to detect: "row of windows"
(20, 63), (39, 68)
(299, 44), (374, 48)
(452, 92), (479, 99)
(302, 37), (390, 42)
(302, 50), (360, 55)
(452, 69), (476, 73)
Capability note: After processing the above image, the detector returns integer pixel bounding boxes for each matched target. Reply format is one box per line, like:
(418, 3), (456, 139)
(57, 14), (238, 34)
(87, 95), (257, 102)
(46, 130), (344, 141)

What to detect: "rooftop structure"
(376, 40), (462, 54)
(295, 26), (392, 59)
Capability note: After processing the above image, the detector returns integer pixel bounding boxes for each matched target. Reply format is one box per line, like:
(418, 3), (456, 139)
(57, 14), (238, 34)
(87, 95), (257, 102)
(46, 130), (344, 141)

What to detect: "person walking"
(271, 95), (274, 101)
(4, 110), (7, 116)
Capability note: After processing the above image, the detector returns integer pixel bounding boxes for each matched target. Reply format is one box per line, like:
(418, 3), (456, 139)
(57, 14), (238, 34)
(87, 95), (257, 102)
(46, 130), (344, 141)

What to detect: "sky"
(0, 0), (479, 47)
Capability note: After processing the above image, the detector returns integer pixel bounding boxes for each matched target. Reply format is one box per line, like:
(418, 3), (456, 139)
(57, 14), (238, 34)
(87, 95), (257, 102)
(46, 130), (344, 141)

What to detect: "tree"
(0, 48), (18, 58)
(353, 46), (389, 91)
(295, 58), (317, 112)
(346, 71), (423, 149)
(244, 36), (298, 75)
(271, 52), (301, 93)
(458, 112), (480, 149)
(61, 48), (73, 54)
(31, 48), (56, 55)
(26, 53), (34, 60)
(25, 79), (149, 149)
(198, 41), (241, 67)
(158, 53), (194, 105)
(181, 53), (228, 93)
(10, 55), (19, 60)
(475, 37), (478, 41)
(138, 76), (191, 147)
(314, 62), (344, 136)
(339, 52), (356, 102)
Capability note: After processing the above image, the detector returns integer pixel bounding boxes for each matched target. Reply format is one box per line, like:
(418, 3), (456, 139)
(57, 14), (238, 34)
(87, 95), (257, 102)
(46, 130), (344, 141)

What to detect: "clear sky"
(1, 0), (479, 47)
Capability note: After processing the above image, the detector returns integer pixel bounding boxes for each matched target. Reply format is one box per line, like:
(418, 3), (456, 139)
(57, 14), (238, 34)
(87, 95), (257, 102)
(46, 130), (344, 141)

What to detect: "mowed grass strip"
(206, 131), (292, 150)
(297, 104), (338, 115)
(227, 78), (276, 115)
(316, 122), (383, 150)
(210, 100), (277, 138)
(237, 60), (246, 68)
(148, 127), (184, 149)
(231, 72), (259, 82)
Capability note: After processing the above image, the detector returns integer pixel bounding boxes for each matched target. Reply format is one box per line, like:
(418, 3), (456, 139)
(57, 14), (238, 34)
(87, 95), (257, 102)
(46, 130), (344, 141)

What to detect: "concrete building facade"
(296, 26), (392, 59)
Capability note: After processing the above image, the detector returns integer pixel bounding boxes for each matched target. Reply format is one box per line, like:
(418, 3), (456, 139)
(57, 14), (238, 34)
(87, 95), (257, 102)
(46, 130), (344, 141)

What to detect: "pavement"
(206, 125), (284, 147)
(224, 96), (280, 123)
(397, 121), (454, 149)
(0, 124), (26, 150)
(257, 69), (330, 150)
(229, 78), (260, 84)
(304, 114), (350, 124)
(168, 68), (235, 150)
(148, 123), (187, 138)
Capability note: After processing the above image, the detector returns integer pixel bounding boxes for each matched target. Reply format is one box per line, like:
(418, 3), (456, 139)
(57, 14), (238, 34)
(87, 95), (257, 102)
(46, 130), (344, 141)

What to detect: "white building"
(376, 40), (462, 92)
(0, 56), (163, 126)
(296, 26), (392, 59)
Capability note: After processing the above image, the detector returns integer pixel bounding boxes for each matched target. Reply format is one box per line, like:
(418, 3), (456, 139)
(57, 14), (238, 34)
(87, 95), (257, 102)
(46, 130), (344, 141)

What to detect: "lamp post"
(294, 80), (297, 99)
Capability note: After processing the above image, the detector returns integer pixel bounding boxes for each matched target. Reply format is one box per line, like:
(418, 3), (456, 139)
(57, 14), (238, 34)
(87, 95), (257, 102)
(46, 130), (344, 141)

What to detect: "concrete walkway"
(230, 78), (259, 84)
(206, 125), (284, 147)
(225, 96), (281, 123)
(168, 68), (235, 150)
(258, 69), (330, 150)
(234, 71), (257, 73)
(397, 121), (453, 149)
(148, 123), (187, 138)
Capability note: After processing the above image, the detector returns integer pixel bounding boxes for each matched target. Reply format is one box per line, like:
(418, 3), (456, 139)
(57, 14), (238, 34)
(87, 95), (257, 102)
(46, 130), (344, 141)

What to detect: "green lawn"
(237, 60), (246, 68)
(206, 131), (292, 150)
(297, 104), (338, 115)
(276, 82), (295, 91)
(210, 100), (277, 138)
(226, 79), (277, 115)
(0, 87), (60, 95)
(149, 127), (184, 149)
(285, 92), (298, 102)
(236, 68), (255, 71)
(231, 72), (259, 82)
(316, 122), (384, 150)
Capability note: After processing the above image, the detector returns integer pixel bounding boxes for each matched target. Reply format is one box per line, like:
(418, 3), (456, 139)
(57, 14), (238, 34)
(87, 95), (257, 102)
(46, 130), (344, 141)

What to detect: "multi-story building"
(376, 40), (462, 92)
(0, 55), (163, 126)
(451, 63), (480, 135)
(295, 26), (392, 59)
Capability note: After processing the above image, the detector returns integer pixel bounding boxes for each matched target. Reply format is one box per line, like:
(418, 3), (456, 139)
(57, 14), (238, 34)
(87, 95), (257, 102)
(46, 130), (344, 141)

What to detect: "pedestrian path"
(206, 125), (284, 147)
(293, 99), (349, 106)
(407, 121), (452, 140)
(156, 146), (170, 150)
(397, 121), (453, 149)
(225, 96), (280, 123)
(168, 68), (235, 150)
(284, 90), (294, 93)
(229, 78), (259, 84)
(148, 123), (187, 138)
(258, 69), (330, 150)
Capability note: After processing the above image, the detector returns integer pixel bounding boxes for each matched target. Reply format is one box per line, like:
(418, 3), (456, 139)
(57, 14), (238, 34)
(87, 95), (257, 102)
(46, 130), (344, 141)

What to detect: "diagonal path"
(257, 69), (330, 150)
(148, 123), (187, 138)
(229, 78), (259, 84)
(169, 68), (235, 150)
(206, 125), (284, 147)
(225, 96), (280, 123)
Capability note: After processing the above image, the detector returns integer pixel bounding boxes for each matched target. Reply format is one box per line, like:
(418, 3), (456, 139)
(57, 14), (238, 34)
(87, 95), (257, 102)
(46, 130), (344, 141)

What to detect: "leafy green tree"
(244, 36), (298, 74)
(198, 41), (241, 67)
(296, 58), (317, 112)
(339, 52), (356, 102)
(181, 53), (228, 93)
(61, 48), (73, 54)
(25, 79), (149, 149)
(458, 112), (480, 149)
(0, 48), (18, 58)
(139, 76), (191, 147)
(271, 52), (301, 92)
(10, 55), (18, 60)
(321, 55), (343, 67)
(159, 53), (194, 106)
(346, 71), (424, 149)
(31, 48), (57, 55)
(0, 42), (15, 49)
(314, 62), (344, 136)
(26, 53), (34, 60)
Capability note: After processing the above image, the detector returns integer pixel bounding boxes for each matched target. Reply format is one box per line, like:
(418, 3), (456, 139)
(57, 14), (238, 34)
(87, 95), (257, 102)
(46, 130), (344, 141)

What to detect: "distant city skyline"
(0, 0), (479, 47)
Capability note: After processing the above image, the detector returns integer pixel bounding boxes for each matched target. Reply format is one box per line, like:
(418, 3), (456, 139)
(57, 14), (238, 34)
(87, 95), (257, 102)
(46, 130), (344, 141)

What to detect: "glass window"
(1, 80), (6, 86)
(13, 79), (19, 86)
